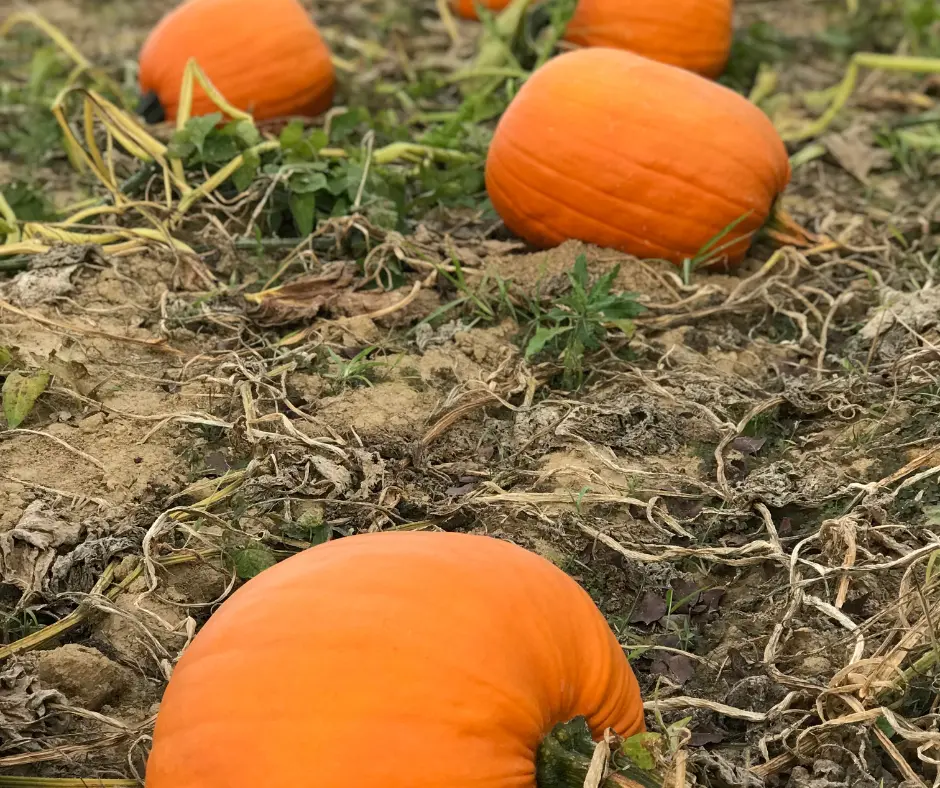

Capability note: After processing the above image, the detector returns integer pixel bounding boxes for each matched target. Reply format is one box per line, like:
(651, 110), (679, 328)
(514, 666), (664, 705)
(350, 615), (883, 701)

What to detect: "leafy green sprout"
(322, 345), (386, 389)
(524, 254), (646, 388)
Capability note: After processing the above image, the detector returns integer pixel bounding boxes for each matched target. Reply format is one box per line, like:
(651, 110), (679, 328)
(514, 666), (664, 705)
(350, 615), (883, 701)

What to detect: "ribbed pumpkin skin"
(485, 48), (791, 267)
(565, 0), (733, 78)
(146, 532), (645, 788)
(138, 0), (335, 122)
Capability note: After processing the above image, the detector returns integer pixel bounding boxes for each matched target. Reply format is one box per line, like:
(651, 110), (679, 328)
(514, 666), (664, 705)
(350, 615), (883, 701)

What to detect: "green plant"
(524, 255), (645, 388)
(322, 346), (385, 389)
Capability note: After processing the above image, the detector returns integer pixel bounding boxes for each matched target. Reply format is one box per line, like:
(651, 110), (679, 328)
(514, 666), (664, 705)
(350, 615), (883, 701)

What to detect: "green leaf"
(288, 191), (317, 236)
(0, 348), (15, 369)
(2, 370), (50, 429)
(232, 545), (277, 579)
(166, 113), (223, 160)
(28, 48), (65, 98)
(330, 108), (367, 142)
(525, 325), (571, 359)
(290, 170), (330, 194)
(599, 296), (646, 321)
(620, 732), (660, 772)
(608, 319), (637, 338)
(232, 149), (260, 192)
(186, 114), (223, 154)
(875, 714), (896, 739)
(228, 118), (261, 148)
(279, 120), (306, 150)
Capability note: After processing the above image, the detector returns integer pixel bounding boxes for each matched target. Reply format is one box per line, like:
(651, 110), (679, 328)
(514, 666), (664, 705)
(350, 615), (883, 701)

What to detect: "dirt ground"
(1, 0), (940, 786)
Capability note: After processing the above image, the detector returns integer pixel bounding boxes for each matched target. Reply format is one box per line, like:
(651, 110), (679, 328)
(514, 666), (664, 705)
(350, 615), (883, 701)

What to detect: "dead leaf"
(695, 588), (726, 614)
(629, 591), (668, 625)
(0, 502), (83, 599)
(0, 663), (66, 746)
(732, 436), (766, 455)
(44, 352), (95, 397)
(650, 653), (696, 685)
(247, 263), (358, 325)
(823, 128), (892, 183)
(688, 727), (726, 747)
(309, 455), (353, 495)
(247, 263), (439, 328)
(352, 448), (385, 500)
(669, 579), (702, 613)
(860, 286), (940, 341)
(5, 266), (78, 307)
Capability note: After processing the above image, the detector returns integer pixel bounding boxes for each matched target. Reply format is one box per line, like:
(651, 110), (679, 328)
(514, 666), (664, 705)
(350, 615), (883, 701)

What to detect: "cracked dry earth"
(2, 0), (940, 786)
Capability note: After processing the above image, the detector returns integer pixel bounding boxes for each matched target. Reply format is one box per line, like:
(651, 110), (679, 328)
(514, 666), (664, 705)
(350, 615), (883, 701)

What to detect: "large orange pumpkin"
(138, 0), (335, 123)
(565, 0), (732, 78)
(146, 531), (645, 788)
(485, 48), (791, 267)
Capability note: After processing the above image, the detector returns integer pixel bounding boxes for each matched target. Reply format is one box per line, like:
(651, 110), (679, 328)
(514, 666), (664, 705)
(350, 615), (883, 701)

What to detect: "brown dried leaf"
(823, 128), (892, 183)
(0, 663), (66, 746)
(650, 653), (696, 685)
(248, 263), (357, 325)
(629, 591), (668, 625)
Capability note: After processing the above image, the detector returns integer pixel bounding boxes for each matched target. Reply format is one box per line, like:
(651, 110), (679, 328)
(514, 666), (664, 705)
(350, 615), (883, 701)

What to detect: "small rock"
(79, 412), (107, 432)
(798, 655), (832, 679)
(38, 644), (133, 710)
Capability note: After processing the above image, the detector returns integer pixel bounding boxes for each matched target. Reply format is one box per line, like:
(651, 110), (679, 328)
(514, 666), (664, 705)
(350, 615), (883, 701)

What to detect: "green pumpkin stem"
(536, 718), (660, 788)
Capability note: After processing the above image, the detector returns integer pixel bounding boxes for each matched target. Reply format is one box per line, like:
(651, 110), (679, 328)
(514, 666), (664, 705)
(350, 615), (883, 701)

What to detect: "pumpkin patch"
(145, 531), (645, 788)
(138, 0), (335, 122)
(485, 48), (791, 267)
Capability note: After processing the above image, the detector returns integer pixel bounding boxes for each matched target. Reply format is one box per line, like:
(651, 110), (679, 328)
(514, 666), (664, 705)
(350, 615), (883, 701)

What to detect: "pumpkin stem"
(765, 205), (820, 249)
(536, 719), (660, 788)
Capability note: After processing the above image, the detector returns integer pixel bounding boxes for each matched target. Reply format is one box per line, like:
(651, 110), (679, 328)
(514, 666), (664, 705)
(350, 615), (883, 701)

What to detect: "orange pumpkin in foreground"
(146, 531), (645, 788)
(565, 0), (733, 78)
(138, 0), (335, 122)
(485, 48), (791, 267)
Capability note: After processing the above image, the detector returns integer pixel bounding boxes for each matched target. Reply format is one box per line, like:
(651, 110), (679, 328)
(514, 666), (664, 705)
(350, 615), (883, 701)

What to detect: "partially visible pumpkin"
(451, 0), (512, 20)
(146, 531), (645, 788)
(485, 48), (791, 267)
(564, 0), (733, 78)
(138, 0), (335, 123)
(451, 0), (731, 78)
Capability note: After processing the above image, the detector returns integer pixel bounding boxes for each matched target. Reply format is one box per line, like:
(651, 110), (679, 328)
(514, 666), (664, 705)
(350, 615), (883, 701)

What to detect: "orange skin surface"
(449, 0), (732, 78)
(485, 48), (791, 267)
(138, 0), (335, 122)
(565, 0), (733, 78)
(146, 531), (645, 788)
(451, 0), (513, 19)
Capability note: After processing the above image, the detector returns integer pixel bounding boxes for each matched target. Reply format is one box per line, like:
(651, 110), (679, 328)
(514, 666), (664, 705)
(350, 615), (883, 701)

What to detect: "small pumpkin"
(146, 531), (645, 788)
(138, 0), (335, 123)
(565, 0), (733, 78)
(485, 48), (791, 267)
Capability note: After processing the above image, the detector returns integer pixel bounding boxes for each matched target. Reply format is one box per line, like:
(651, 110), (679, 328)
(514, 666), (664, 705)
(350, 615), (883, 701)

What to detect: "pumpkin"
(138, 0), (335, 123)
(565, 0), (732, 78)
(451, 0), (512, 20)
(485, 48), (791, 267)
(451, 0), (731, 78)
(146, 531), (646, 788)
